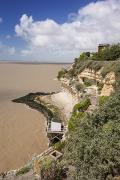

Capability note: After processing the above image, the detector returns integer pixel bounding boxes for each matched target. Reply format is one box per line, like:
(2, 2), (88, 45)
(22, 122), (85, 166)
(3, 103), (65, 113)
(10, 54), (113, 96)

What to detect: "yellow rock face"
(100, 72), (115, 96)
(100, 84), (114, 96)
(78, 68), (103, 83)
(104, 71), (116, 85)
(113, 177), (120, 180)
(78, 68), (116, 97)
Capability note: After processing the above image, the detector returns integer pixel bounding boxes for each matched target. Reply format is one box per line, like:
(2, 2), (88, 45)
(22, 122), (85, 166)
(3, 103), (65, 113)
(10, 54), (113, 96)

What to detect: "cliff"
(59, 59), (120, 180)
(78, 68), (115, 96)
(58, 60), (120, 102)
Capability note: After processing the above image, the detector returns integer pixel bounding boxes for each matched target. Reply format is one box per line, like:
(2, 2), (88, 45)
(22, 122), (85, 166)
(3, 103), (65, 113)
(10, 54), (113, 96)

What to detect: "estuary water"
(0, 63), (68, 172)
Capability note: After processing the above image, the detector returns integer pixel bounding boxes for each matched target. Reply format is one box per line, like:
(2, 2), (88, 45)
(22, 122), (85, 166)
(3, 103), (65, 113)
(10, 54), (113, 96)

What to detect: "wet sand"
(0, 63), (69, 172)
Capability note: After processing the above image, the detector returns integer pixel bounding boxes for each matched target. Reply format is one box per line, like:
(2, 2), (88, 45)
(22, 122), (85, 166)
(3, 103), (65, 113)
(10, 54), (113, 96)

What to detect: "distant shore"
(0, 60), (72, 65)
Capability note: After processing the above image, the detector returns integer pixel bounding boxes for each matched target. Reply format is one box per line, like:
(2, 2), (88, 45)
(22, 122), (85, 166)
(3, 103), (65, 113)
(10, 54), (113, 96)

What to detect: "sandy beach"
(51, 89), (78, 119)
(0, 63), (69, 172)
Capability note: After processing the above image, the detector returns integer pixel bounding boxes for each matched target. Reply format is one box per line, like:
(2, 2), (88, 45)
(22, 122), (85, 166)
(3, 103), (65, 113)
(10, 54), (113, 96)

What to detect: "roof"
(98, 43), (110, 47)
(51, 121), (61, 132)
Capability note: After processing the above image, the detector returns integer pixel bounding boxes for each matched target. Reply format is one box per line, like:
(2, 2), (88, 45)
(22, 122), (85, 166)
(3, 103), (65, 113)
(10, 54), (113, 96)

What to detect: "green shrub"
(79, 52), (90, 61)
(68, 112), (86, 131)
(53, 141), (65, 152)
(41, 156), (55, 179)
(16, 166), (31, 176)
(67, 68), (76, 78)
(41, 156), (53, 171)
(73, 98), (91, 112)
(41, 156), (66, 180)
(83, 77), (95, 86)
(99, 96), (109, 106)
(57, 68), (67, 79)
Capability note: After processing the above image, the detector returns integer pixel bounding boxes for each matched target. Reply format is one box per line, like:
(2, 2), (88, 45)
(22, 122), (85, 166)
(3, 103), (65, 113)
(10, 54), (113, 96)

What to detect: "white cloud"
(15, 0), (120, 62)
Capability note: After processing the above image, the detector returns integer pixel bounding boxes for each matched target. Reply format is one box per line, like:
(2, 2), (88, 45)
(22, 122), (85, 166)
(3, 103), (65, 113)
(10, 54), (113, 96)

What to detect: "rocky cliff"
(78, 68), (116, 96)
(59, 60), (119, 98)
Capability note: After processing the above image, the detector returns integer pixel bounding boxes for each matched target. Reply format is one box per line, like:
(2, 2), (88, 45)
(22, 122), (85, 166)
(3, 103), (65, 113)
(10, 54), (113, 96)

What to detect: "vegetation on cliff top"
(57, 44), (120, 89)
(77, 43), (120, 62)
(91, 44), (120, 61)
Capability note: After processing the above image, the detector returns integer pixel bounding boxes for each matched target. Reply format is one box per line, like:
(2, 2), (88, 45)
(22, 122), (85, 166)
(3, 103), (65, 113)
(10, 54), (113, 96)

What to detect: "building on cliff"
(98, 43), (110, 52)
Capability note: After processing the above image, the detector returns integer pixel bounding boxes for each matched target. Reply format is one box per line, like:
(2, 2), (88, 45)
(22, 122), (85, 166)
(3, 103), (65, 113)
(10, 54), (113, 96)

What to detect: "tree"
(79, 52), (90, 61)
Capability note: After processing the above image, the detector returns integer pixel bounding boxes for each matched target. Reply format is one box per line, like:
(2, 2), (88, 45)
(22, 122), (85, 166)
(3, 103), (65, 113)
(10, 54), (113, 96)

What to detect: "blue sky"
(0, 0), (120, 62)
(0, 0), (94, 41)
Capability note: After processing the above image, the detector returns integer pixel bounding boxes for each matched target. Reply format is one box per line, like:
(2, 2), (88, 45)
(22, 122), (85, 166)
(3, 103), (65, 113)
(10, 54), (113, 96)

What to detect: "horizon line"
(0, 60), (72, 64)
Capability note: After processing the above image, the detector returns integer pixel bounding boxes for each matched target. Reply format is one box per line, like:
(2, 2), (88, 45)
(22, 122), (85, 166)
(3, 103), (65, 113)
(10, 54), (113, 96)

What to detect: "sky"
(0, 0), (120, 62)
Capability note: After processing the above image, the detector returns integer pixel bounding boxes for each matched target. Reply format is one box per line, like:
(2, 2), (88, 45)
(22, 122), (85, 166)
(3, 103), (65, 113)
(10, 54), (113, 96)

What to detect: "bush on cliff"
(92, 44), (120, 61)
(65, 91), (120, 179)
(57, 68), (67, 79)
(79, 52), (90, 61)
(99, 96), (109, 106)
(41, 156), (67, 180)
(68, 98), (91, 132)
(16, 166), (31, 176)
(68, 112), (87, 132)
(53, 141), (66, 152)
(73, 98), (91, 113)
(75, 82), (85, 91)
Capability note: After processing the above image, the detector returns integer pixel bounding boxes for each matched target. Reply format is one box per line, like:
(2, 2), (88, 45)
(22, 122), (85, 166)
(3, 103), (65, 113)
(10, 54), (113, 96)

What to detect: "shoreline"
(2, 87), (76, 178)
(12, 91), (65, 145)
(12, 92), (63, 124)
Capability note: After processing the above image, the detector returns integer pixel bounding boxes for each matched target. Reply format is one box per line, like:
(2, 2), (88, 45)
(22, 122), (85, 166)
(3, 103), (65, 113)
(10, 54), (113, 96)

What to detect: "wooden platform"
(47, 121), (65, 134)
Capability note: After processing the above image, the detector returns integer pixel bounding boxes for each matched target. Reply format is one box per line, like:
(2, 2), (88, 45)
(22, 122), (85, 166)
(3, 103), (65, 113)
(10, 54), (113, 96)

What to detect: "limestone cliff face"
(60, 77), (82, 101)
(78, 68), (116, 96)
(78, 68), (103, 83)
(58, 66), (116, 118)
(101, 72), (115, 96)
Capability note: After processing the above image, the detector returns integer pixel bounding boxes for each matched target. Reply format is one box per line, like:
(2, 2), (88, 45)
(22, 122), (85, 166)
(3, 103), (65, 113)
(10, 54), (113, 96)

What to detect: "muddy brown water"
(0, 63), (70, 172)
